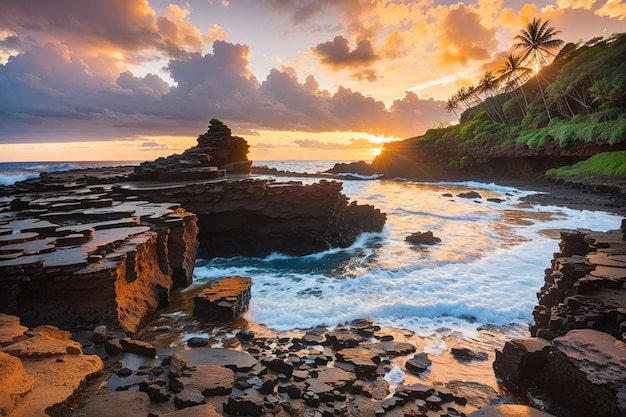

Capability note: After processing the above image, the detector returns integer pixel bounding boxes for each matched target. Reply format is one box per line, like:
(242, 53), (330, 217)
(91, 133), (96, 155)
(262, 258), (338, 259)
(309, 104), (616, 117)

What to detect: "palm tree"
(445, 97), (460, 121)
(478, 71), (506, 122)
(513, 18), (564, 72)
(514, 18), (564, 122)
(497, 53), (533, 114)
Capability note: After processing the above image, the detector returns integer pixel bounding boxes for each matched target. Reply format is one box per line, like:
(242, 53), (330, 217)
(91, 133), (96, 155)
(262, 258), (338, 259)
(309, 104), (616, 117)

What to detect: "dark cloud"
(313, 36), (379, 69)
(0, 38), (451, 143)
(0, 35), (22, 49)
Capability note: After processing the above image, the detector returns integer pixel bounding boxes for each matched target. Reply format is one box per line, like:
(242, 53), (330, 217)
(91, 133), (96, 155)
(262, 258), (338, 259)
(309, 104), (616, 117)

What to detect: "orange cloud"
(437, 5), (499, 66)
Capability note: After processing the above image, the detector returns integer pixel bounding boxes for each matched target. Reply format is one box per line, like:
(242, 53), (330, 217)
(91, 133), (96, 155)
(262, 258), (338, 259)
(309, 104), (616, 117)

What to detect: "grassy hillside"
(546, 151), (626, 177)
(419, 32), (626, 155)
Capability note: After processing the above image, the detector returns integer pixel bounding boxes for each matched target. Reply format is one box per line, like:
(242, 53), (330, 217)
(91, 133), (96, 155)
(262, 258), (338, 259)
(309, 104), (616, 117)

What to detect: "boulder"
(179, 365), (235, 396)
(544, 329), (626, 417)
(119, 338), (157, 357)
(405, 352), (432, 374)
(405, 231), (442, 245)
(193, 276), (252, 320)
(493, 337), (551, 387)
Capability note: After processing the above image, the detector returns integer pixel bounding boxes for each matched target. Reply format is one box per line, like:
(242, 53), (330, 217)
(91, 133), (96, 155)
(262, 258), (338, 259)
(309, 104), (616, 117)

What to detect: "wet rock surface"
(495, 227), (626, 417)
(193, 276), (251, 320)
(69, 318), (504, 417)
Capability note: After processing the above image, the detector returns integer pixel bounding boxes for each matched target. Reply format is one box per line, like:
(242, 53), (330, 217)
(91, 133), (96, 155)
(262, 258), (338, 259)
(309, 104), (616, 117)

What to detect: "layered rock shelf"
(116, 178), (386, 259)
(494, 227), (626, 417)
(193, 276), (252, 320)
(0, 121), (386, 336)
(0, 186), (199, 334)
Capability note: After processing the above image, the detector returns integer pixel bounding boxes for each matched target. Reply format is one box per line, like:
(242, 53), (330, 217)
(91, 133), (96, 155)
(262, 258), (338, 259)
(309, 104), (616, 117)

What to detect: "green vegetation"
(546, 151), (626, 177)
(430, 21), (626, 160)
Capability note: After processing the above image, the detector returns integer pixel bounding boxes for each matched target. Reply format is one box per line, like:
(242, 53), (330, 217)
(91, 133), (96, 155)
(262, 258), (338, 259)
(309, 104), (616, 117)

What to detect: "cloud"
(437, 5), (499, 66)
(0, 38), (451, 142)
(0, 0), (220, 61)
(313, 36), (379, 70)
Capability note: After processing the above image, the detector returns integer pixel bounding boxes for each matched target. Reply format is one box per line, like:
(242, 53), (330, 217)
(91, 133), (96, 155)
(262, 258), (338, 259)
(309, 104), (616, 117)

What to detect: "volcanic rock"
(405, 352), (432, 374)
(193, 276), (251, 320)
(493, 337), (551, 387)
(179, 364), (234, 396)
(405, 231), (441, 245)
(544, 329), (626, 417)
(70, 391), (151, 417)
(131, 118), (251, 181)
(119, 338), (157, 357)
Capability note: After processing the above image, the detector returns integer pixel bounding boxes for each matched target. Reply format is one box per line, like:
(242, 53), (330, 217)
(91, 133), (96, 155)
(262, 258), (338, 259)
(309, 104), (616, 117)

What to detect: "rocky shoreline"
(1, 122), (625, 417)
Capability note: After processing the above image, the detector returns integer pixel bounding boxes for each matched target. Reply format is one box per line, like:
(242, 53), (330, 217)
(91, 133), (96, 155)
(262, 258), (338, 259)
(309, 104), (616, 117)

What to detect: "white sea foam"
(192, 177), (621, 339)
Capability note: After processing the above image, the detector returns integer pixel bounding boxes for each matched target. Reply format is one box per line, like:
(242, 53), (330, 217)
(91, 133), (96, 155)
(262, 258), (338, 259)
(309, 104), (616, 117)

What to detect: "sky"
(0, 0), (624, 162)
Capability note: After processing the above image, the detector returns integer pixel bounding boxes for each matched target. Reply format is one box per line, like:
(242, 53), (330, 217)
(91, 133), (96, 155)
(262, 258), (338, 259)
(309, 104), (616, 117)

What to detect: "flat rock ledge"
(0, 314), (103, 417)
(494, 226), (626, 417)
(193, 276), (252, 320)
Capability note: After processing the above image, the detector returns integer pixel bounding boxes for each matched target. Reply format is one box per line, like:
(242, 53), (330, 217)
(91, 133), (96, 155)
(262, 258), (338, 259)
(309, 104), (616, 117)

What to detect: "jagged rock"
(493, 338), (551, 387)
(173, 392), (206, 409)
(451, 347), (489, 362)
(193, 276), (251, 320)
(168, 353), (188, 379)
(127, 179), (386, 259)
(544, 329), (626, 417)
(0, 194), (199, 334)
(405, 231), (441, 245)
(0, 351), (34, 417)
(144, 383), (170, 402)
(467, 404), (556, 416)
(324, 327), (368, 349)
(119, 338), (157, 357)
(104, 338), (123, 356)
(131, 120), (250, 181)
(445, 380), (501, 409)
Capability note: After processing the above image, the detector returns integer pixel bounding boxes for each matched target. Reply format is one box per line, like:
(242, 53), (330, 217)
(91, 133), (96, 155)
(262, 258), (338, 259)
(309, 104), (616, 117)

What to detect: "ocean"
(0, 160), (621, 357)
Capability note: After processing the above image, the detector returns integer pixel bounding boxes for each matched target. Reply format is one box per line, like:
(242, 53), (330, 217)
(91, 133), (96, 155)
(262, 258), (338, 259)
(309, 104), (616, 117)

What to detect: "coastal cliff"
(0, 121), (386, 334)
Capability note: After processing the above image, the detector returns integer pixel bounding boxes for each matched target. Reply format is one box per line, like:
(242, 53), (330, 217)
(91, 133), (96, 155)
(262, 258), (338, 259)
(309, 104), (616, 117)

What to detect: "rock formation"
(193, 276), (251, 320)
(0, 121), (386, 333)
(494, 226), (626, 417)
(0, 188), (199, 335)
(131, 118), (251, 181)
(0, 314), (103, 417)
(116, 179), (387, 259)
